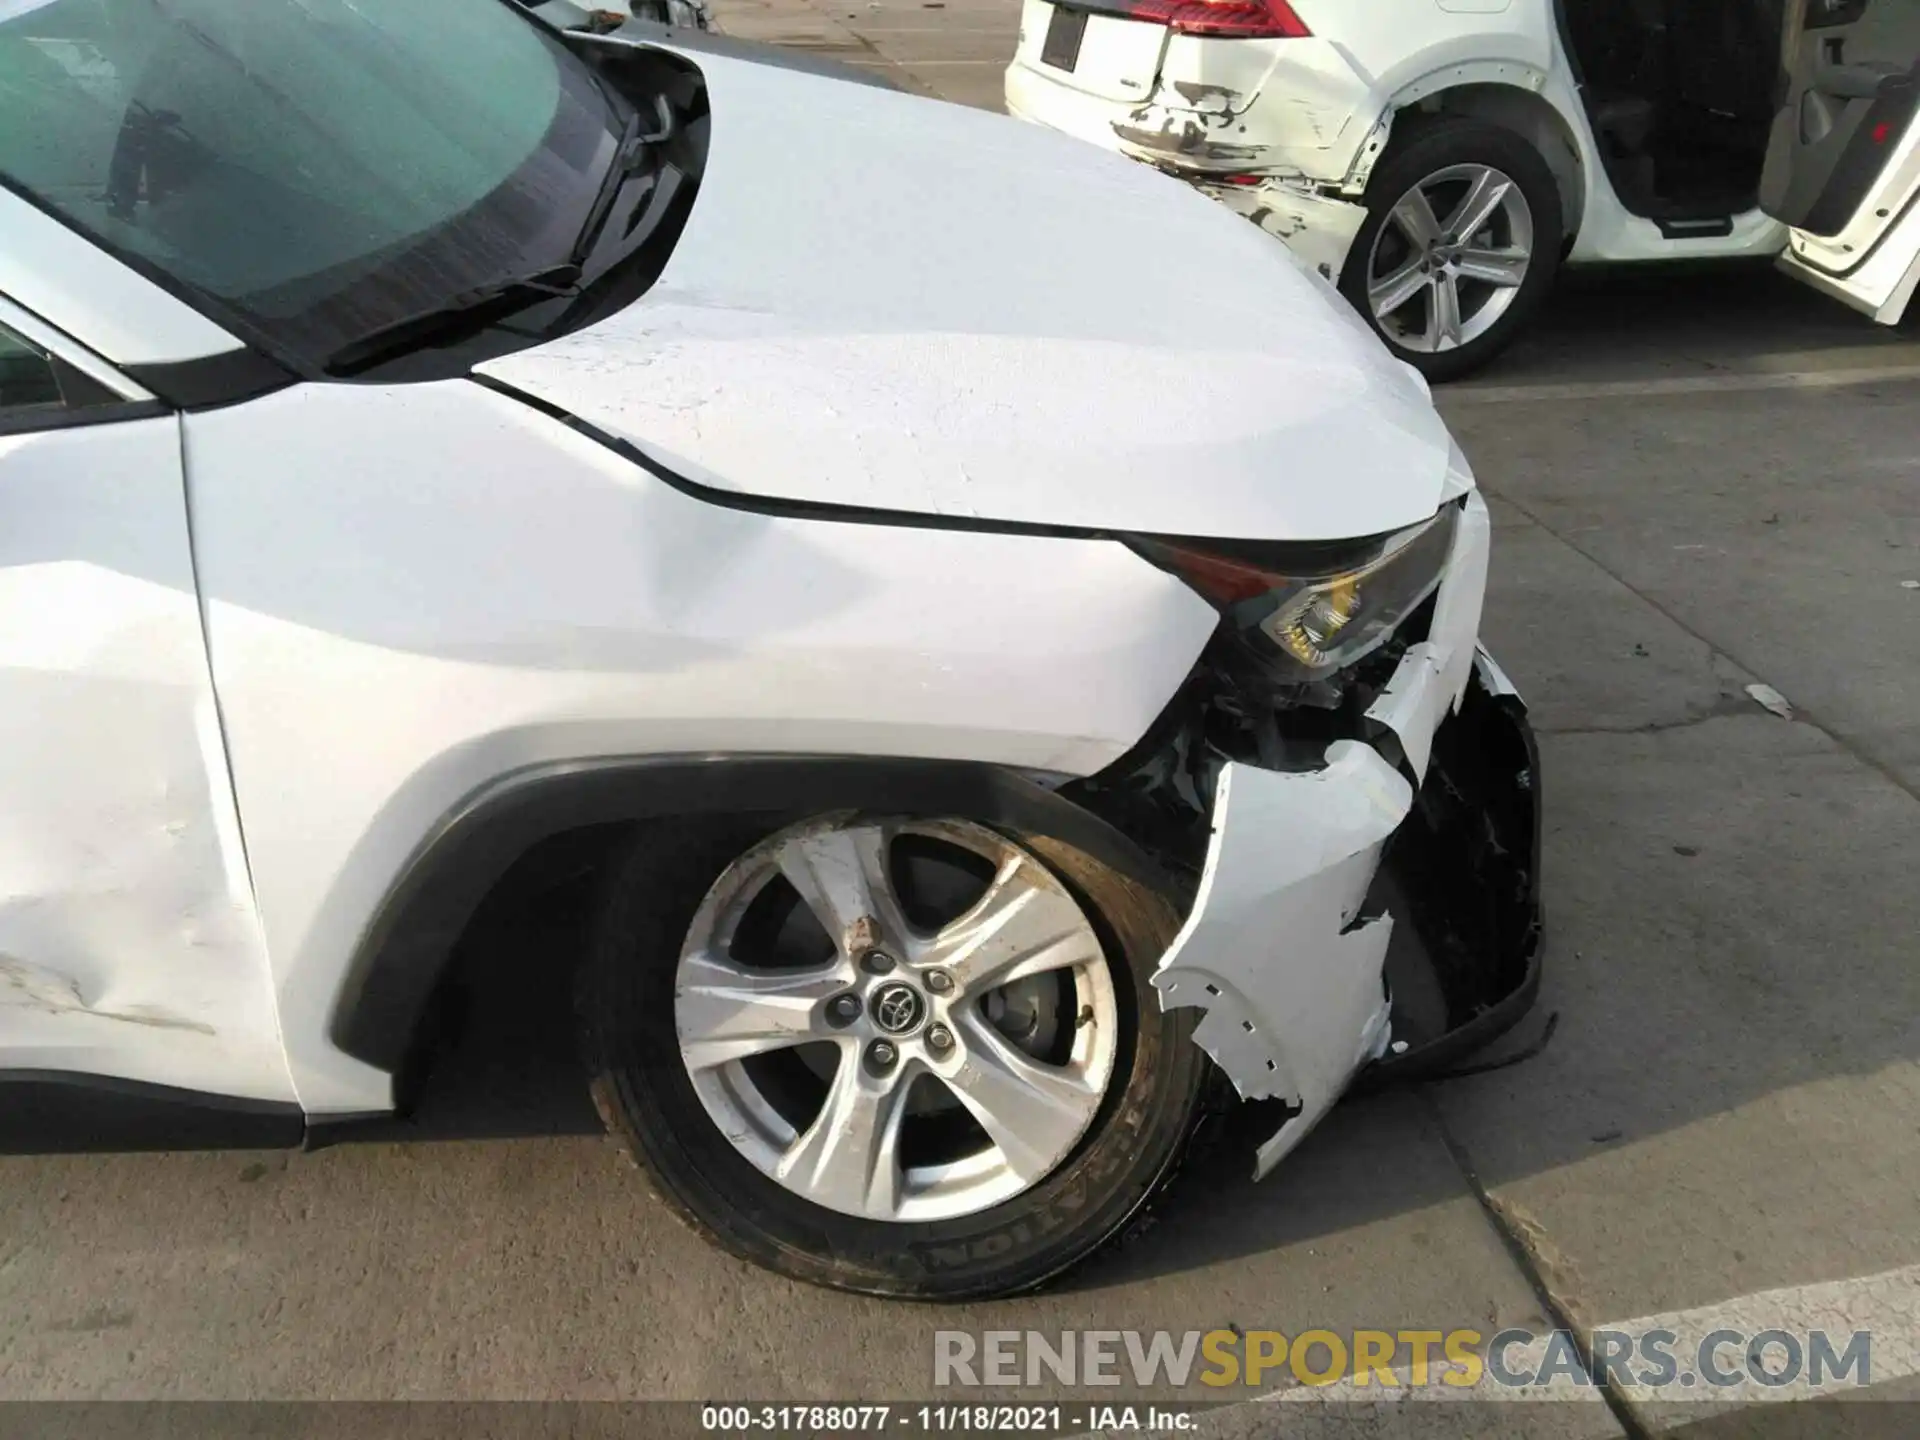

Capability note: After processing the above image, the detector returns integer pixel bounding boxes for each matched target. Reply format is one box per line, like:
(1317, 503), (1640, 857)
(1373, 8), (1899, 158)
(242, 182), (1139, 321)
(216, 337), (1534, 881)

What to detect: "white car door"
(0, 298), (293, 1104)
(1758, 0), (1920, 323)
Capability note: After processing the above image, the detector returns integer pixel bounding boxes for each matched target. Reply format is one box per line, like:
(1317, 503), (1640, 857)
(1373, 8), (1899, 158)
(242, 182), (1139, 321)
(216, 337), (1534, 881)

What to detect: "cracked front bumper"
(1149, 493), (1543, 1176)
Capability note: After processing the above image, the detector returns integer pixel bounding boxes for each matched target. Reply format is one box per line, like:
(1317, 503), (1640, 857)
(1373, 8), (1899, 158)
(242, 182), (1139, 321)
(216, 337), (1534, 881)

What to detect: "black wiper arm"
(320, 94), (678, 378)
(568, 92), (677, 269)
(321, 265), (581, 376)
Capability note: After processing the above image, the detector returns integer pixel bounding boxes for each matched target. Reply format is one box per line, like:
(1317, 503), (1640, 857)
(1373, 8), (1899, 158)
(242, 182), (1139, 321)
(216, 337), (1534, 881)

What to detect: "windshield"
(0, 0), (626, 367)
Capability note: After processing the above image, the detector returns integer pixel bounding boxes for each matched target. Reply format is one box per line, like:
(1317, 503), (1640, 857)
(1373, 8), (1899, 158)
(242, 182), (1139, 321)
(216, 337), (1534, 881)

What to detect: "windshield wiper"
(568, 92), (677, 270)
(320, 95), (677, 378)
(320, 264), (582, 376)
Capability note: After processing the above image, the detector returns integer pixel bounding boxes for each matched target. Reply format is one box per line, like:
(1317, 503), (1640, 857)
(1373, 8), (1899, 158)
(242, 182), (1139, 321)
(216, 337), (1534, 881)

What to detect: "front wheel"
(577, 812), (1210, 1299)
(1339, 119), (1565, 382)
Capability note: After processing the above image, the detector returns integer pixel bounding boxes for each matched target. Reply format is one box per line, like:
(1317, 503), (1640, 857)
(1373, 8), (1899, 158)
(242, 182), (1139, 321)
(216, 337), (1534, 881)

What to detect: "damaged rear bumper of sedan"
(1067, 494), (1542, 1176)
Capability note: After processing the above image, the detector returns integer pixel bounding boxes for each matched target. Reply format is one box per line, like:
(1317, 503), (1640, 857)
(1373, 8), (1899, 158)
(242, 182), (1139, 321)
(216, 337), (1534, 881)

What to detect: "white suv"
(1, 0), (1539, 1298)
(1008, 0), (1920, 378)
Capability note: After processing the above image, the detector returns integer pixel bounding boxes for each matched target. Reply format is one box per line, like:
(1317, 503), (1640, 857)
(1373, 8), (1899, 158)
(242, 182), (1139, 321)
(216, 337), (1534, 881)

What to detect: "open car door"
(1759, 0), (1920, 323)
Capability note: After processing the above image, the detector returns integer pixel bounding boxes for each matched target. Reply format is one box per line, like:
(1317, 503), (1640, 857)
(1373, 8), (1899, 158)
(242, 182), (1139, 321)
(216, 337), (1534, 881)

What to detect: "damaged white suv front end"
(0, 0), (1537, 1302)
(1105, 484), (1541, 1177)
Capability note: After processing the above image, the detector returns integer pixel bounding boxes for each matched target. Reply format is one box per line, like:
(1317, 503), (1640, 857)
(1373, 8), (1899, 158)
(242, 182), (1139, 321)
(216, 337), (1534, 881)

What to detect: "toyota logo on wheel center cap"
(870, 982), (926, 1036)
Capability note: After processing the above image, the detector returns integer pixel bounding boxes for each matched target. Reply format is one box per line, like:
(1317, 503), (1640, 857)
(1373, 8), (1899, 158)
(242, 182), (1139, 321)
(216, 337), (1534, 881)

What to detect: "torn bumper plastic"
(1193, 178), (1367, 287)
(1148, 493), (1542, 1176)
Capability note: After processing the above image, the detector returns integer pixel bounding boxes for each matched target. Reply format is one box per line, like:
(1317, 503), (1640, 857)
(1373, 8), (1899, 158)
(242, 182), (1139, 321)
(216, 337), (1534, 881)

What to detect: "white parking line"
(1256, 1261), (1919, 1408)
(1603, 1261), (1920, 1406)
(1445, 362), (1920, 404)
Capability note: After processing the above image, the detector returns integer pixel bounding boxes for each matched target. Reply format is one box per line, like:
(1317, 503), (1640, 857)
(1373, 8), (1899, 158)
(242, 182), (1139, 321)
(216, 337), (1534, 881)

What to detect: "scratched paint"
(1200, 176), (1368, 283)
(0, 419), (294, 1103)
(1093, 27), (1371, 185)
(0, 957), (214, 1035)
(477, 50), (1455, 546)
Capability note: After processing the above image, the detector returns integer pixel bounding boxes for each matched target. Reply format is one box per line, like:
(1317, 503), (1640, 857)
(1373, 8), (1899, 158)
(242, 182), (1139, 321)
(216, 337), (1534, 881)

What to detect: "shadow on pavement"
(1466, 259), (1920, 386)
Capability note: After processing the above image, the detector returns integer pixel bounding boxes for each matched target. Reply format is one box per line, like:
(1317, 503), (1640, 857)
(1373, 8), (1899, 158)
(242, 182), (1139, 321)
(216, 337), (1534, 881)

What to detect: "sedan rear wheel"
(578, 810), (1209, 1298)
(1340, 119), (1564, 382)
(1365, 162), (1534, 356)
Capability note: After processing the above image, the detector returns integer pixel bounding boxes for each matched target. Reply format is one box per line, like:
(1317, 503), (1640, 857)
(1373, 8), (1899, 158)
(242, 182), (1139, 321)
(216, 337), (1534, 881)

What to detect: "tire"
(1339, 118), (1564, 382)
(577, 811), (1210, 1299)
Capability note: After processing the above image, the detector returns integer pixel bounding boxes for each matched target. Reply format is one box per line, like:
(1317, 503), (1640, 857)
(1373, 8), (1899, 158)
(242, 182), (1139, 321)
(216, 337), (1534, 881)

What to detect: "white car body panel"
(1569, 193), (1789, 265)
(482, 47), (1458, 543)
(1758, 3), (1920, 325)
(1005, 0), (1789, 285)
(1780, 198), (1920, 324)
(1777, 118), (1920, 324)
(0, 414), (291, 1101)
(182, 380), (1217, 1112)
(1152, 490), (1491, 1171)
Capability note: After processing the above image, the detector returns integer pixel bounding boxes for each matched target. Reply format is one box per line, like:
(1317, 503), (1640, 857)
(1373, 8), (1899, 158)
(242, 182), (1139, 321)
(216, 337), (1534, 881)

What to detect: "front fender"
(331, 755), (1183, 1091)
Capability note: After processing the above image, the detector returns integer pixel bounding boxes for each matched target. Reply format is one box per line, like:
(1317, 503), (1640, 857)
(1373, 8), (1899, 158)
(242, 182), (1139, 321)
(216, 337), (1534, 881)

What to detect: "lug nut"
(926, 1024), (954, 1053)
(925, 970), (954, 995)
(866, 1039), (898, 1071)
(828, 993), (862, 1025)
(860, 949), (896, 975)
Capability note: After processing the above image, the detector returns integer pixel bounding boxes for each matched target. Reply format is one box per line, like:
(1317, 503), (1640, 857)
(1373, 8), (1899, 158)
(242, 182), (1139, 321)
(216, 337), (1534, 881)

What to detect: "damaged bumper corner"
(1193, 176), (1367, 286)
(1147, 493), (1543, 1177)
(1004, 19), (1380, 285)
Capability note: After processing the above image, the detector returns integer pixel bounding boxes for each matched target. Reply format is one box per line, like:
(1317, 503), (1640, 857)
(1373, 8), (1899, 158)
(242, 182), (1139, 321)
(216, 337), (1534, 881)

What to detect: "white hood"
(476, 44), (1466, 541)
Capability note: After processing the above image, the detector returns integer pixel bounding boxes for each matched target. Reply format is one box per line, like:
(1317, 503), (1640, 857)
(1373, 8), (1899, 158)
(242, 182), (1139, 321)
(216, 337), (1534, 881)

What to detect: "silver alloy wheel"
(673, 815), (1120, 1223)
(1365, 162), (1534, 353)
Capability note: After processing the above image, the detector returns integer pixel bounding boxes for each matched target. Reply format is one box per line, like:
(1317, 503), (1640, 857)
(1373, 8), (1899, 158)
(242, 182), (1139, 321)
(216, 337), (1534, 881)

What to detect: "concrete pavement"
(710, 0), (1019, 109)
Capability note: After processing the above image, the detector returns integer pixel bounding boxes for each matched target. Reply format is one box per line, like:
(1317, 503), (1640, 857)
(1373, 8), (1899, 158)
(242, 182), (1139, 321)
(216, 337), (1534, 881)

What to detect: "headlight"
(1132, 503), (1459, 682)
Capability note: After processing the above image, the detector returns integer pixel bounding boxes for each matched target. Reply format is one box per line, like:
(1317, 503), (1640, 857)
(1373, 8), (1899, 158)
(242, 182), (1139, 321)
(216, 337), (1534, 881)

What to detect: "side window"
(0, 319), (141, 433)
(0, 323), (63, 414)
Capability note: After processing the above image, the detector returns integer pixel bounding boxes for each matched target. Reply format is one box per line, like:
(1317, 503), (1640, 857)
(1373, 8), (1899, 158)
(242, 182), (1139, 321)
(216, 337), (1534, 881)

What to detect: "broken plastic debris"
(1744, 682), (1793, 720)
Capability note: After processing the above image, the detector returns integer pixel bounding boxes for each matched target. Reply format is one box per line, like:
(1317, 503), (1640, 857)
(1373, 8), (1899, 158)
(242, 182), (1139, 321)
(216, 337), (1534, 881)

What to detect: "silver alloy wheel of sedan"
(1364, 162), (1534, 354)
(673, 815), (1120, 1223)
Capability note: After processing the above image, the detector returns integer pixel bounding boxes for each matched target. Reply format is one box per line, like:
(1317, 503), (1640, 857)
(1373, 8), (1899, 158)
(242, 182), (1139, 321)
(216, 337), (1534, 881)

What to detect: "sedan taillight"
(1111, 0), (1310, 39)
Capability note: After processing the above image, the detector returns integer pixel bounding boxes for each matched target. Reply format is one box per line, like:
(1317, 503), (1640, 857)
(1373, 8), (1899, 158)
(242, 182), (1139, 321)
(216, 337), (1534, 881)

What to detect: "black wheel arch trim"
(329, 754), (1185, 1082)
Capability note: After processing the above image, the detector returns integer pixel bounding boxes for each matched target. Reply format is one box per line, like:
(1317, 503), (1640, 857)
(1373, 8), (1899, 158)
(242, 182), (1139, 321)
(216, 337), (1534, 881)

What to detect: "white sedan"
(0, 0), (1539, 1298)
(1008, 0), (1920, 378)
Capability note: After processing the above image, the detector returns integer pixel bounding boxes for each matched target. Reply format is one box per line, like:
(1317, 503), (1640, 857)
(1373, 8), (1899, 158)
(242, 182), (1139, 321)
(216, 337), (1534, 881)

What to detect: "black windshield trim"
(125, 347), (298, 410)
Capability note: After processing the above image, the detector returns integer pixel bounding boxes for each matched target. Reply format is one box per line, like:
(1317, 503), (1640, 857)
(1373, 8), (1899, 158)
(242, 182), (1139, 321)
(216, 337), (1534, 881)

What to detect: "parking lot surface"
(2, 9), (1918, 1437)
